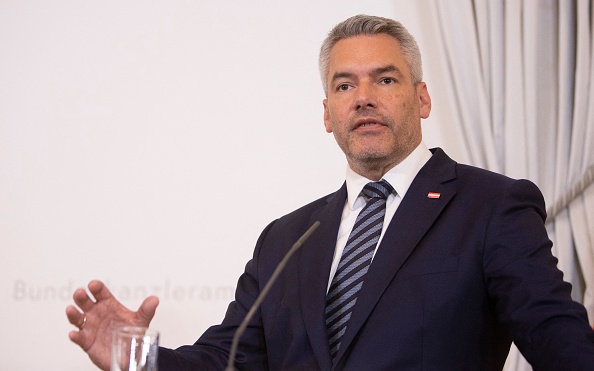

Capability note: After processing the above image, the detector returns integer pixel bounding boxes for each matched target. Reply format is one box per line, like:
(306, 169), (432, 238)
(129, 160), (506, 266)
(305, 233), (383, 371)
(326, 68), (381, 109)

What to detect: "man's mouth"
(354, 120), (382, 129)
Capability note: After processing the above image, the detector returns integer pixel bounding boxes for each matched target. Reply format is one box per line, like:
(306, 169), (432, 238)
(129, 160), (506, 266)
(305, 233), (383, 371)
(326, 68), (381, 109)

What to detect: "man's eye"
(380, 78), (395, 84)
(336, 84), (350, 91)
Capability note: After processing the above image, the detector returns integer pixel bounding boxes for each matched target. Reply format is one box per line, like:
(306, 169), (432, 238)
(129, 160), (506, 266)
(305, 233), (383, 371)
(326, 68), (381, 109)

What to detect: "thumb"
(137, 296), (159, 325)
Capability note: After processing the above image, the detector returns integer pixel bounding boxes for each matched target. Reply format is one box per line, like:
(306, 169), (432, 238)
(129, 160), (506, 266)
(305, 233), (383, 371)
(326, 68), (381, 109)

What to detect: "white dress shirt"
(327, 142), (433, 291)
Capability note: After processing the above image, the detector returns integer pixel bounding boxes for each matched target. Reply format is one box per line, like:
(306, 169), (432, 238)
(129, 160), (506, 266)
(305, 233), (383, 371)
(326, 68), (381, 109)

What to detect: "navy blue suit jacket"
(159, 148), (594, 370)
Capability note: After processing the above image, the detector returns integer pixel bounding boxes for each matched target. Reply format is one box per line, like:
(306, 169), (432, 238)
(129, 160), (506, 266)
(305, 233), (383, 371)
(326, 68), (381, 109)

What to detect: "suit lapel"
(299, 184), (347, 370)
(332, 148), (458, 365)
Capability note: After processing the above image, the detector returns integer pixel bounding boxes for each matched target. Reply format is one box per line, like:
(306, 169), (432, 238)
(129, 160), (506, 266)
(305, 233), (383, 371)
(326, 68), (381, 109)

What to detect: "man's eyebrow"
(330, 71), (356, 83)
(330, 65), (405, 84)
(371, 65), (404, 77)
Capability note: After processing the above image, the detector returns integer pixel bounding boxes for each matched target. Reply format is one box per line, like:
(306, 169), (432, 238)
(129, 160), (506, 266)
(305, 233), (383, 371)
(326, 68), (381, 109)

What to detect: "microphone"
(225, 221), (321, 371)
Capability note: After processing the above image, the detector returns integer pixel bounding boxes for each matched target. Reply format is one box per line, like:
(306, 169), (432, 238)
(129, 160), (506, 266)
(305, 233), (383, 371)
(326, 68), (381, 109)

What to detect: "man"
(66, 15), (594, 370)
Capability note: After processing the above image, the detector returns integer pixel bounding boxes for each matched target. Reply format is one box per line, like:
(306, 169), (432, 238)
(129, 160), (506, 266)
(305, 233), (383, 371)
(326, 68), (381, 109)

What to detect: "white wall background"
(0, 1), (464, 369)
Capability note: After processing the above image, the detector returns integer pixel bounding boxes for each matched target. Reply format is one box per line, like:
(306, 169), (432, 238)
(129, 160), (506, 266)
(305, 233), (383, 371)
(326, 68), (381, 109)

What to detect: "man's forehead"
(327, 34), (407, 74)
(331, 33), (400, 50)
(329, 35), (402, 61)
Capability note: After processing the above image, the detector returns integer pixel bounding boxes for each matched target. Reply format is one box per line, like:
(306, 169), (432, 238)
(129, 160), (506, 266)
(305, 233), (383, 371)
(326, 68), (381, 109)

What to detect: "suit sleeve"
(483, 179), (594, 370)
(157, 220), (277, 371)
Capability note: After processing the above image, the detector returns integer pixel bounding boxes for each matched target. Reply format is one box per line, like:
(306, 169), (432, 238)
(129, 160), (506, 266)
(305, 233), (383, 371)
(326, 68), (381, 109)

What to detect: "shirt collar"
(345, 141), (433, 210)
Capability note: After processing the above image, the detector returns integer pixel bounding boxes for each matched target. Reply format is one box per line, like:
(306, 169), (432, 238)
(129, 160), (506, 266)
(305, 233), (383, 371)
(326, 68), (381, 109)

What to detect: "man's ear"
(417, 82), (432, 119)
(323, 98), (333, 133)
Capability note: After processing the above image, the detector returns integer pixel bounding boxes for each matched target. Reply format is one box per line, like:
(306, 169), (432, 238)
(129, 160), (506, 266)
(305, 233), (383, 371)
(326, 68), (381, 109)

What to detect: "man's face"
(323, 34), (431, 179)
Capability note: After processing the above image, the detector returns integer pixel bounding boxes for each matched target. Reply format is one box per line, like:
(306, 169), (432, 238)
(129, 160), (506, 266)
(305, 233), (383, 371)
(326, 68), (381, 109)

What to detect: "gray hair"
(319, 14), (423, 96)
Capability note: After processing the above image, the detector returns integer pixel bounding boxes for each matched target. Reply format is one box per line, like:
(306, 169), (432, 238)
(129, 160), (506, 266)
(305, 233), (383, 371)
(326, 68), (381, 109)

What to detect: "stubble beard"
(340, 119), (420, 177)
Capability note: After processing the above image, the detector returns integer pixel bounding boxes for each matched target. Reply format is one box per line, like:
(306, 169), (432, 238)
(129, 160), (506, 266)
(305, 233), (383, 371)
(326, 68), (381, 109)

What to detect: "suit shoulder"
(253, 187), (344, 255)
(258, 185), (345, 241)
(456, 163), (515, 185)
(428, 149), (543, 200)
(455, 163), (541, 193)
(449, 163), (546, 217)
(277, 188), (342, 222)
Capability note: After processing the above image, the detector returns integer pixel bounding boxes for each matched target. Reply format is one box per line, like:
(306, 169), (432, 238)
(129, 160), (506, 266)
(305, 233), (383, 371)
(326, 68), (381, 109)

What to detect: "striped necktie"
(325, 179), (393, 360)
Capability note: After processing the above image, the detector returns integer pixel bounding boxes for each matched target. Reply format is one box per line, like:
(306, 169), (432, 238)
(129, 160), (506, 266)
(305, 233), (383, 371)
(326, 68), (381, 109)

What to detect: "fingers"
(87, 280), (114, 302)
(68, 329), (85, 348)
(72, 286), (95, 312)
(137, 296), (160, 323)
(68, 330), (81, 346)
(69, 280), (159, 329)
(71, 280), (114, 311)
(66, 305), (88, 349)
(69, 280), (109, 332)
(65, 305), (86, 328)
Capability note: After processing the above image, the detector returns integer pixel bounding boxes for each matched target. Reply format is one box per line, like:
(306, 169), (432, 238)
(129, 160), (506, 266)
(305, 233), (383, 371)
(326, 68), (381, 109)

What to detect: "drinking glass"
(111, 326), (159, 371)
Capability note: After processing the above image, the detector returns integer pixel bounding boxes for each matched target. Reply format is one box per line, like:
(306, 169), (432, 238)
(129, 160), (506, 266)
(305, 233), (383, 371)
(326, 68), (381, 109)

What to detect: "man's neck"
(347, 141), (429, 181)
(348, 153), (410, 181)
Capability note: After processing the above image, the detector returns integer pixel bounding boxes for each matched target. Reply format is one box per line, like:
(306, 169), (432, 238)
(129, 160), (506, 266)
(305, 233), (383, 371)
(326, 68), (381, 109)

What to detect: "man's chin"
(348, 152), (392, 167)
(350, 148), (390, 161)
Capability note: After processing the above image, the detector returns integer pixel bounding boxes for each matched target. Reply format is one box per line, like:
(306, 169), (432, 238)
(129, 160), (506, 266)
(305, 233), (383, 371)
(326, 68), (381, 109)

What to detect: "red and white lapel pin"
(427, 192), (441, 199)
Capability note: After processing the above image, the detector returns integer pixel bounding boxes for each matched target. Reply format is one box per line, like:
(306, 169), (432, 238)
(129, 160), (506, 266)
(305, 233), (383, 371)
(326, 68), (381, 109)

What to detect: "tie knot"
(361, 180), (393, 200)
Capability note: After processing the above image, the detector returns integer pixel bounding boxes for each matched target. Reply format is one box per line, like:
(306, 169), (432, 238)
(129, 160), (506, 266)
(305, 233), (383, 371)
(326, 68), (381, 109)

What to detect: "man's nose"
(354, 83), (377, 110)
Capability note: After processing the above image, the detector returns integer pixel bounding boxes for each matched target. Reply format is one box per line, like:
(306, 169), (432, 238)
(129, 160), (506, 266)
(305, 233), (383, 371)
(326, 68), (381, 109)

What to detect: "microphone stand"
(225, 221), (321, 371)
